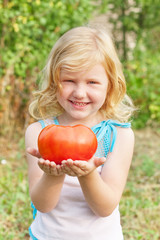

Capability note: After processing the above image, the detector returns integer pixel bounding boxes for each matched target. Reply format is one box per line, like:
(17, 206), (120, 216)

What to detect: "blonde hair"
(29, 26), (135, 122)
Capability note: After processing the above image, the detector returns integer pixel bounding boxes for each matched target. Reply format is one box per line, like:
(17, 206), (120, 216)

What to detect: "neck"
(57, 112), (104, 128)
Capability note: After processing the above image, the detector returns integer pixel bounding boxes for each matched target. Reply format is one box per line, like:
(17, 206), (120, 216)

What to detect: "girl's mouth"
(69, 100), (89, 107)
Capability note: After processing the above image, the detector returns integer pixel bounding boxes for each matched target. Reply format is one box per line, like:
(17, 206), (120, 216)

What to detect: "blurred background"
(0, 0), (160, 239)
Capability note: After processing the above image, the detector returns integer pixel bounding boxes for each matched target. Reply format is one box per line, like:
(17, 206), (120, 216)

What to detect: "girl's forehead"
(60, 69), (86, 78)
(60, 67), (90, 77)
(57, 48), (104, 74)
(59, 59), (104, 75)
(60, 64), (107, 78)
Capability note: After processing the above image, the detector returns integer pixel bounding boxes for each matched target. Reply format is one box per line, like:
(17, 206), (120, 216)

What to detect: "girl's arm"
(61, 127), (134, 217)
(25, 122), (65, 213)
(78, 127), (134, 217)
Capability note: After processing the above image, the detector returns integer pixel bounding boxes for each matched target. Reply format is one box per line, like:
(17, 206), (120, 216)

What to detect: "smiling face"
(56, 64), (108, 126)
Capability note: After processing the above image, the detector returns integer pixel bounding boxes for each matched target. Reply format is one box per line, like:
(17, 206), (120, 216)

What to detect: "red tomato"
(38, 124), (98, 164)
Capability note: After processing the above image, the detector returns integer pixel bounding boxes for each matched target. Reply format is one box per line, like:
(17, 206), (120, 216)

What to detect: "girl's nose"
(73, 85), (86, 99)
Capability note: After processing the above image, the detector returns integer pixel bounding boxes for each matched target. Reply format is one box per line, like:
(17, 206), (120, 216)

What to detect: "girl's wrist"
(78, 169), (96, 180)
(43, 172), (65, 181)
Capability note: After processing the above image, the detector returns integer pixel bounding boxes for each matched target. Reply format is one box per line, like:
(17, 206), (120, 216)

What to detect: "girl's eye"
(63, 80), (74, 83)
(88, 81), (97, 84)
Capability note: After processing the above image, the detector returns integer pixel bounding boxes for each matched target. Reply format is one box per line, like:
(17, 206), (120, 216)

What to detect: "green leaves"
(0, 0), (96, 79)
(106, 0), (160, 127)
(124, 48), (160, 127)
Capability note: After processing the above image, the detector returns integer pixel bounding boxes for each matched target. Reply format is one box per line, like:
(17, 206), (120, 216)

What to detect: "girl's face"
(57, 64), (108, 126)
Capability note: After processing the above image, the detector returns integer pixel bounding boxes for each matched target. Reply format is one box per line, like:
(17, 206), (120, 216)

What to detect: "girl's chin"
(66, 110), (96, 122)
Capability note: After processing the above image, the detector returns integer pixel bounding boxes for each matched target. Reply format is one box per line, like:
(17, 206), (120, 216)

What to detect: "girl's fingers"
(54, 164), (63, 175)
(38, 159), (64, 176)
(27, 147), (41, 158)
(61, 159), (76, 175)
(61, 160), (88, 176)
(94, 157), (106, 167)
(61, 164), (76, 176)
(73, 161), (89, 172)
(61, 157), (106, 177)
(39, 160), (50, 173)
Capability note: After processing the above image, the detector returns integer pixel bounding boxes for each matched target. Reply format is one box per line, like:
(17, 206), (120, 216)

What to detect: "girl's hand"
(61, 157), (106, 177)
(27, 147), (106, 177)
(26, 147), (64, 176)
(38, 159), (64, 176)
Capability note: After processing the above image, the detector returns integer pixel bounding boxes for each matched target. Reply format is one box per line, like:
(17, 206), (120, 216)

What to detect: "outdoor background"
(0, 0), (160, 239)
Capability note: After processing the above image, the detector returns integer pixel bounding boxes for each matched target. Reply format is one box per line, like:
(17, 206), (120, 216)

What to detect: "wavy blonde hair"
(29, 26), (135, 122)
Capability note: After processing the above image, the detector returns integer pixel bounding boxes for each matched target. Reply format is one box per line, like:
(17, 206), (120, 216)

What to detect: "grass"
(120, 128), (160, 239)
(120, 159), (160, 239)
(0, 137), (32, 240)
(0, 127), (160, 239)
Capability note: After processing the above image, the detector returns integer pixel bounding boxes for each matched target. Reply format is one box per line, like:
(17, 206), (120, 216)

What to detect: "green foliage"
(0, 0), (97, 78)
(120, 134), (160, 240)
(125, 41), (160, 128)
(0, 156), (31, 239)
(106, 0), (160, 127)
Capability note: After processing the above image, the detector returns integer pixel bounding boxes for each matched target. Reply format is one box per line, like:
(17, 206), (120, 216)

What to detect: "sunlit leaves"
(0, 0), (97, 78)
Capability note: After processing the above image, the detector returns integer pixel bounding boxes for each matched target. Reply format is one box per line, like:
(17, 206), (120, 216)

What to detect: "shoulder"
(117, 126), (134, 139)
(25, 121), (42, 136)
(25, 121), (43, 148)
(102, 126), (134, 177)
(116, 126), (134, 145)
(112, 127), (135, 161)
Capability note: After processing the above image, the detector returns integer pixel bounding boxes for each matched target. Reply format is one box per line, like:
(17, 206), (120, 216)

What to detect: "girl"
(25, 26), (135, 240)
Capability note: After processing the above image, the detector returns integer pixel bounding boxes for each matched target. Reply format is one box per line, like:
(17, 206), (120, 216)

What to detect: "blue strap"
(92, 120), (131, 153)
(53, 117), (59, 125)
(38, 120), (46, 129)
(29, 226), (38, 240)
(31, 202), (37, 219)
(39, 118), (59, 129)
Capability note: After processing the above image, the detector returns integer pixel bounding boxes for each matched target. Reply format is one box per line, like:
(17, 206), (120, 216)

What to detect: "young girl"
(25, 26), (135, 240)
